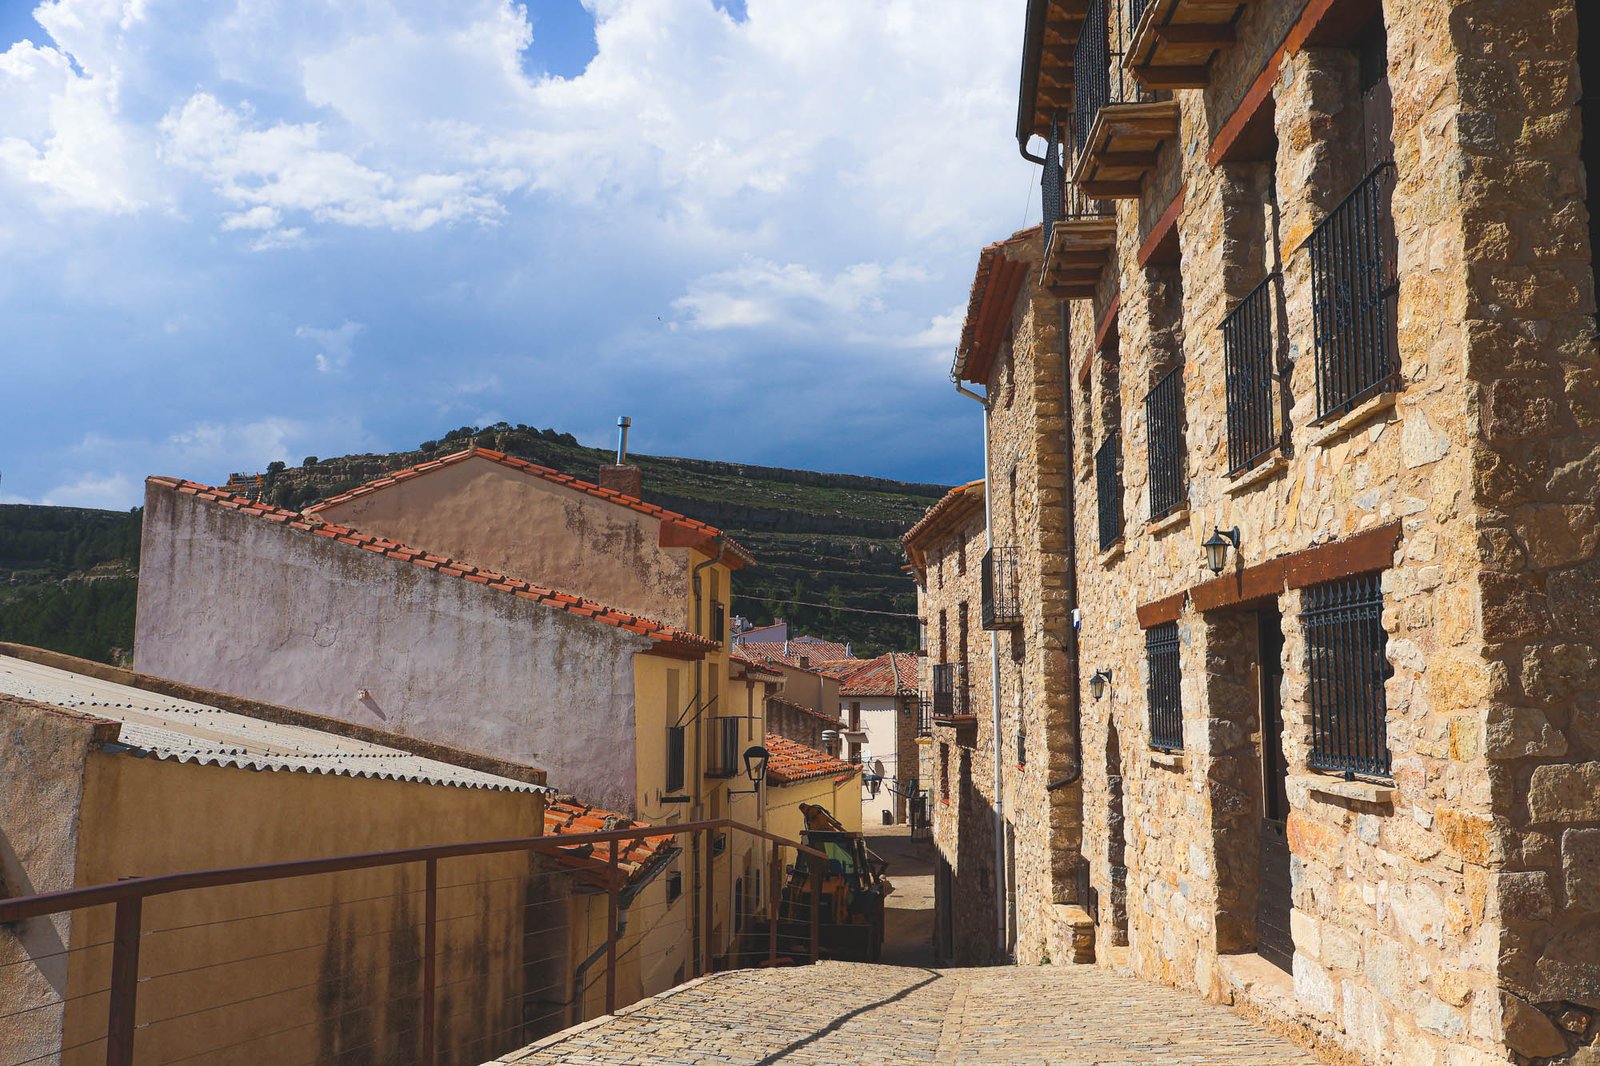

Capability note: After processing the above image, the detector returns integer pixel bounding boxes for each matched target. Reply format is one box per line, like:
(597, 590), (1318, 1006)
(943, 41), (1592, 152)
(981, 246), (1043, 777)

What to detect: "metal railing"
(705, 717), (741, 778)
(981, 547), (1022, 629)
(1145, 621), (1182, 750)
(1095, 433), (1124, 551)
(931, 663), (971, 719)
(1073, 0), (1154, 157)
(1308, 161), (1399, 422)
(1143, 366), (1186, 521)
(1302, 572), (1392, 778)
(1222, 272), (1283, 476)
(0, 820), (825, 1066)
(916, 697), (933, 738)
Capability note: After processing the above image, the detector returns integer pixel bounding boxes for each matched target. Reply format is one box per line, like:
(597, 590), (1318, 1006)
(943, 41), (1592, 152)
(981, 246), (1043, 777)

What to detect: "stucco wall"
(134, 484), (648, 811)
(0, 699), (105, 1066)
(57, 752), (550, 1066)
(766, 776), (862, 845)
(313, 455), (693, 628)
(855, 697), (904, 826)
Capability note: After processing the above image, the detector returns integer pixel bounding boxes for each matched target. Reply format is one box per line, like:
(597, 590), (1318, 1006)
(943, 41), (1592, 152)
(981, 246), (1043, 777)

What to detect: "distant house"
(838, 653), (922, 827)
(733, 642), (849, 719)
(0, 644), (558, 1066)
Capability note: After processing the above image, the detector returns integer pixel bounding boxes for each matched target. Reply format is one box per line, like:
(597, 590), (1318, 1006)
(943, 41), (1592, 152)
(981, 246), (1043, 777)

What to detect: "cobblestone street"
(494, 962), (1322, 1065)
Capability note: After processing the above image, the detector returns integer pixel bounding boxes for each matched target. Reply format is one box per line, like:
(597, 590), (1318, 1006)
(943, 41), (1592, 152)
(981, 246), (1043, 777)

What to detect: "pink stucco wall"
(133, 484), (648, 812)
(313, 456), (691, 627)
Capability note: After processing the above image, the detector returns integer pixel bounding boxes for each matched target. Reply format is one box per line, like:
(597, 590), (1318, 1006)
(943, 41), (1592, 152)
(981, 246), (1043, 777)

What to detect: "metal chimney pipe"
(616, 416), (632, 465)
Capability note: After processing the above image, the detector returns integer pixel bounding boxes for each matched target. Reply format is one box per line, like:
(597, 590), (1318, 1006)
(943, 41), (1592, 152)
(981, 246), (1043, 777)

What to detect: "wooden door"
(1255, 608), (1293, 972)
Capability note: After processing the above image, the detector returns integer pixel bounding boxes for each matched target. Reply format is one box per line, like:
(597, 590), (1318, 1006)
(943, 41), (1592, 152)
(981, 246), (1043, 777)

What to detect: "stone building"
(912, 0), (1600, 1061)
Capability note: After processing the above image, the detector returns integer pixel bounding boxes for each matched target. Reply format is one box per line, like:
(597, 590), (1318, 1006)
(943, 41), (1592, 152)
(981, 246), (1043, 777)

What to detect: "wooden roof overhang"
(1041, 216), (1118, 300)
(1070, 99), (1181, 200)
(1126, 0), (1250, 89)
(1016, 0), (1092, 151)
(953, 232), (1037, 386)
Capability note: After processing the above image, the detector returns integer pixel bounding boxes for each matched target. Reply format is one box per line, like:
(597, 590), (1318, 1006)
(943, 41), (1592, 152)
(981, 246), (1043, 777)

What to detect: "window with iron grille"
(981, 546), (1022, 629)
(710, 600), (726, 642)
(932, 662), (970, 718)
(1222, 273), (1283, 476)
(916, 697), (933, 737)
(1145, 622), (1182, 750)
(1308, 162), (1398, 422)
(1095, 433), (1123, 550)
(666, 725), (686, 792)
(1143, 367), (1186, 520)
(1302, 573), (1392, 779)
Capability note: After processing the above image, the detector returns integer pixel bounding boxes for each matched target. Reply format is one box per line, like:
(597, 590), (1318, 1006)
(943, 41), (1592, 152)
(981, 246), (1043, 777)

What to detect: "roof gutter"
(1016, 0), (1048, 163)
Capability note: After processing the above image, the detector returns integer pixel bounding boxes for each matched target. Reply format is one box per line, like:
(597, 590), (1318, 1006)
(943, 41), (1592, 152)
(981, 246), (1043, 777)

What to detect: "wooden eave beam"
(1093, 150), (1161, 169)
(1078, 180), (1143, 199)
(1155, 24), (1236, 47)
(1132, 64), (1212, 88)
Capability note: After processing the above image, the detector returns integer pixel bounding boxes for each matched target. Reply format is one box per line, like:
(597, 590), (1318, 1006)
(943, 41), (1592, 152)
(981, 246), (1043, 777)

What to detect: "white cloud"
(295, 321), (363, 374)
(41, 471), (138, 508)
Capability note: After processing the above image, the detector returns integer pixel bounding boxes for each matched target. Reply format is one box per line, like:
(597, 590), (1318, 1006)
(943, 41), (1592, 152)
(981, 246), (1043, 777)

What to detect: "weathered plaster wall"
(313, 455), (692, 628)
(0, 699), (105, 1066)
(59, 753), (549, 1066)
(134, 484), (648, 812)
(855, 696), (903, 826)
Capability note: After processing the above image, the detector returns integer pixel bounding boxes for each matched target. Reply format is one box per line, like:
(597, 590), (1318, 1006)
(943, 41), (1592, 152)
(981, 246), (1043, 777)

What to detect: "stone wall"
(1048, 0), (1597, 1063)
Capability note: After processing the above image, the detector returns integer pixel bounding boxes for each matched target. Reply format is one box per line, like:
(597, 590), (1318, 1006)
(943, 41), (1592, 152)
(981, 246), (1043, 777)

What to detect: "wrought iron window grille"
(1301, 572), (1392, 779)
(1307, 161), (1400, 423)
(915, 697), (933, 738)
(705, 717), (741, 778)
(1221, 271), (1286, 476)
(1143, 366), (1187, 521)
(1096, 432), (1124, 551)
(1145, 622), (1182, 751)
(981, 546), (1023, 629)
(932, 662), (971, 719)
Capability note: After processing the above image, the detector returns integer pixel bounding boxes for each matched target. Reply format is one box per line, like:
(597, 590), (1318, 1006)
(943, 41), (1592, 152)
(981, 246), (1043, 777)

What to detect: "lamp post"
(1202, 527), (1241, 575)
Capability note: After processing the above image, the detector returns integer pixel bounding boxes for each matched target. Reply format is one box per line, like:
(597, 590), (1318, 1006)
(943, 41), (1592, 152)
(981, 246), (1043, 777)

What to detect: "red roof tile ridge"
(302, 447), (756, 567)
(763, 733), (859, 785)
(146, 476), (715, 655)
(902, 479), (986, 550)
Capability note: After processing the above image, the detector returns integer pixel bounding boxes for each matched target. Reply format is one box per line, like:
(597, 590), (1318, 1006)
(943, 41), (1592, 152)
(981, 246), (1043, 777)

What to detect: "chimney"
(598, 415), (642, 498)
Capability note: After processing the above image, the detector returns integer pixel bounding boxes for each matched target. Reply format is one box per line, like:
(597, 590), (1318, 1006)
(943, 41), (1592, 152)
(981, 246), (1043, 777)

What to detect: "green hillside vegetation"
(0, 505), (141, 664)
(3, 426), (946, 664)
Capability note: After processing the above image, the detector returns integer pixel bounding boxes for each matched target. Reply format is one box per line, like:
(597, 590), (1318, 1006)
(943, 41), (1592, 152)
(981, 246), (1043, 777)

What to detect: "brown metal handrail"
(0, 818), (825, 1066)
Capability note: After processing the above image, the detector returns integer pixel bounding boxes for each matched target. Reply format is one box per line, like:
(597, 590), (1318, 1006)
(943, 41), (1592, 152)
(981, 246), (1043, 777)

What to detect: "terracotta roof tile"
(544, 800), (675, 888)
(765, 694), (844, 729)
(737, 639), (851, 670)
(764, 733), (859, 786)
(953, 227), (1041, 386)
(839, 653), (920, 697)
(901, 479), (985, 568)
(146, 477), (717, 659)
(306, 448), (756, 568)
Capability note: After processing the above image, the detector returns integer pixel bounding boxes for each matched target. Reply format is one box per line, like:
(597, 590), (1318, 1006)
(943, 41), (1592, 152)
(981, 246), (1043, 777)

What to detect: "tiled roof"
(0, 654), (550, 793)
(811, 658), (868, 681)
(764, 733), (859, 786)
(544, 800), (675, 889)
(730, 646), (786, 679)
(902, 479), (985, 566)
(765, 694), (844, 729)
(148, 477), (717, 658)
(953, 227), (1041, 386)
(307, 448), (756, 568)
(733, 622), (786, 641)
(739, 639), (852, 670)
(840, 653), (920, 697)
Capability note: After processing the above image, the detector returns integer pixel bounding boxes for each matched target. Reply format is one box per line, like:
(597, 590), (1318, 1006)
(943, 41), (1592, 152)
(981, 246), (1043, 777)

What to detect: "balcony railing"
(981, 546), (1022, 630)
(915, 697), (933, 737)
(931, 663), (971, 720)
(1308, 161), (1399, 422)
(1303, 572), (1392, 779)
(1143, 366), (1186, 521)
(1095, 433), (1124, 551)
(1222, 272), (1283, 476)
(1072, 0), (1154, 158)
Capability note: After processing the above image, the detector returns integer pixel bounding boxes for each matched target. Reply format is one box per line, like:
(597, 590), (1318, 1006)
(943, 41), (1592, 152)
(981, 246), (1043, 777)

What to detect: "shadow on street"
(866, 824), (937, 968)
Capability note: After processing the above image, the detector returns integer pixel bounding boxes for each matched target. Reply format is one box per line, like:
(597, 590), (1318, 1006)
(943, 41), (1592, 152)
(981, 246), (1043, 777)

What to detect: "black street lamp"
(1202, 526), (1241, 575)
(1089, 669), (1113, 700)
(729, 745), (770, 795)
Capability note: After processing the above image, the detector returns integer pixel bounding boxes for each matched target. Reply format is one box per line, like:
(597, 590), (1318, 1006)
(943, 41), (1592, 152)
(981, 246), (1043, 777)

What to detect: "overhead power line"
(741, 597), (918, 619)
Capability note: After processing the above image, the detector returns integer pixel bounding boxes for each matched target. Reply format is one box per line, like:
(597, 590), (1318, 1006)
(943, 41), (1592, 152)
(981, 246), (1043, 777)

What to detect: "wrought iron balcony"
(931, 663), (972, 722)
(1222, 272), (1284, 476)
(1095, 433), (1124, 552)
(1125, 0), (1249, 91)
(1071, 0), (1176, 199)
(1308, 162), (1399, 423)
(1143, 366), (1186, 521)
(1302, 573), (1392, 779)
(981, 547), (1022, 630)
(705, 717), (741, 778)
(1040, 119), (1116, 301)
(915, 697), (933, 738)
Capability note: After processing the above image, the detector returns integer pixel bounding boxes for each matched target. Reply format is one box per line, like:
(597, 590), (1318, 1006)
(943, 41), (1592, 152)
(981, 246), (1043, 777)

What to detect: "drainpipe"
(690, 537), (729, 973)
(954, 378), (1010, 961)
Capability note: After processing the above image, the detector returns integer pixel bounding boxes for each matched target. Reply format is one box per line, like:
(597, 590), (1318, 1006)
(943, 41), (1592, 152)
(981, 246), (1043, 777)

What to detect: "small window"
(666, 725), (686, 792)
(1017, 728), (1027, 767)
(1145, 622), (1182, 751)
(958, 538), (966, 575)
(666, 870), (683, 904)
(939, 743), (950, 801)
(1302, 573), (1392, 779)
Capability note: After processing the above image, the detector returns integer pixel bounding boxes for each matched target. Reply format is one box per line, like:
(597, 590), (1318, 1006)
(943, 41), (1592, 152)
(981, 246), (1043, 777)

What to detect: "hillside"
(4, 425), (945, 663)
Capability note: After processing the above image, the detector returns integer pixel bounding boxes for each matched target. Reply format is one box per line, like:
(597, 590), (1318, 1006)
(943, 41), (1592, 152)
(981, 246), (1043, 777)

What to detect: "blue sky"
(0, 0), (1037, 508)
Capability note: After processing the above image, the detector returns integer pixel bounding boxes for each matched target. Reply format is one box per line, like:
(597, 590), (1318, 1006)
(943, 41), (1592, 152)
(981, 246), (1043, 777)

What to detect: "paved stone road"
(494, 962), (1322, 1065)
(866, 826), (936, 968)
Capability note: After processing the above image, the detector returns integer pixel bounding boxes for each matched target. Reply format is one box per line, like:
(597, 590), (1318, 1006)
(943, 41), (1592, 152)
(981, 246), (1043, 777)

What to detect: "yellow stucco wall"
(765, 775), (863, 845)
(60, 754), (552, 1066)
